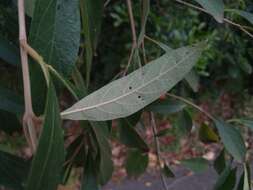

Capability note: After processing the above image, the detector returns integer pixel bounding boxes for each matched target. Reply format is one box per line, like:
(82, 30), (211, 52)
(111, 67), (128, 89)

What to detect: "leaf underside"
(61, 44), (204, 121)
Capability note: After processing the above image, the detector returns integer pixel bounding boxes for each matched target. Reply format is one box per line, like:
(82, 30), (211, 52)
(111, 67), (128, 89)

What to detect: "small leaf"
(162, 164), (175, 178)
(237, 164), (251, 190)
(176, 110), (193, 136)
(234, 118), (253, 131)
(0, 35), (20, 66)
(214, 149), (226, 175)
(146, 99), (186, 115)
(214, 119), (246, 162)
(26, 81), (65, 190)
(61, 43), (204, 121)
(0, 151), (29, 190)
(80, 0), (103, 85)
(90, 122), (113, 185)
(25, 0), (36, 17)
(193, 0), (224, 23)
(226, 9), (253, 25)
(199, 123), (219, 143)
(180, 157), (209, 173)
(125, 149), (148, 178)
(119, 114), (149, 152)
(213, 164), (237, 190)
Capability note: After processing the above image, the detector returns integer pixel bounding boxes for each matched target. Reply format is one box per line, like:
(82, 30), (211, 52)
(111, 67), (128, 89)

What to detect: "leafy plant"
(0, 0), (252, 190)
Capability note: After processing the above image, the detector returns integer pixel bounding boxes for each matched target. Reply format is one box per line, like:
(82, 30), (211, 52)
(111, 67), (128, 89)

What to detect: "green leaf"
(0, 87), (24, 115)
(162, 164), (175, 178)
(176, 110), (193, 136)
(233, 118), (253, 131)
(29, 0), (80, 76)
(146, 99), (186, 115)
(214, 149), (226, 175)
(237, 164), (251, 190)
(199, 123), (219, 143)
(0, 35), (20, 66)
(26, 81), (65, 190)
(125, 149), (148, 178)
(81, 150), (99, 190)
(90, 122), (113, 185)
(214, 119), (246, 162)
(180, 157), (209, 173)
(0, 151), (29, 190)
(80, 0), (103, 85)
(213, 164), (237, 190)
(226, 9), (253, 25)
(61, 43), (204, 121)
(193, 0), (224, 23)
(119, 117), (149, 152)
(155, 128), (173, 137)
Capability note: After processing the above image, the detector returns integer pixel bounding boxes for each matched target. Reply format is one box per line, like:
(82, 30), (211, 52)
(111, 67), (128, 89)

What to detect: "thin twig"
(124, 0), (138, 76)
(150, 112), (169, 190)
(166, 93), (215, 121)
(18, 0), (38, 153)
(174, 0), (253, 38)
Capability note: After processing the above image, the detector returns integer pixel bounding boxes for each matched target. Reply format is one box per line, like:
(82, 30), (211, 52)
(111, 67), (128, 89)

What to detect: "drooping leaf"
(0, 151), (29, 190)
(125, 149), (148, 178)
(0, 35), (20, 66)
(162, 164), (175, 178)
(90, 122), (113, 185)
(80, 0), (103, 85)
(0, 87), (24, 115)
(237, 164), (251, 190)
(29, 0), (80, 76)
(61, 43), (204, 121)
(26, 81), (65, 190)
(214, 119), (246, 162)
(146, 99), (186, 115)
(119, 113), (149, 152)
(199, 123), (219, 143)
(81, 150), (99, 190)
(193, 0), (224, 23)
(214, 149), (226, 175)
(213, 164), (237, 190)
(180, 157), (209, 173)
(226, 9), (253, 25)
(176, 110), (193, 136)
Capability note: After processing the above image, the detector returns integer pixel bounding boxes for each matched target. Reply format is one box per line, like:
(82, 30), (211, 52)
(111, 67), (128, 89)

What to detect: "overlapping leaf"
(26, 82), (64, 190)
(226, 9), (253, 25)
(193, 0), (224, 23)
(61, 44), (204, 121)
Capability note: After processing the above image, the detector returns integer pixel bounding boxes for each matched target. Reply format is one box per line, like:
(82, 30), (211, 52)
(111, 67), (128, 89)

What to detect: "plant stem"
(18, 0), (38, 153)
(150, 112), (169, 190)
(167, 93), (215, 121)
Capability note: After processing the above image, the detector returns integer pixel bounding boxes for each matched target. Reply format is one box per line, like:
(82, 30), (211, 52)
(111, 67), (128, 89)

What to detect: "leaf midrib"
(61, 50), (199, 116)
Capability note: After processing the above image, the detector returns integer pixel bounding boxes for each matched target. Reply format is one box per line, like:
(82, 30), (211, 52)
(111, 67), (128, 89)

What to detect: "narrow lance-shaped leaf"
(193, 0), (224, 23)
(26, 81), (65, 190)
(29, 0), (80, 76)
(61, 43), (204, 121)
(214, 119), (246, 162)
(80, 0), (103, 85)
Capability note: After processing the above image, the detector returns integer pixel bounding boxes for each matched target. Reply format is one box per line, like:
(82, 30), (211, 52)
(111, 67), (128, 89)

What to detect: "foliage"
(0, 0), (253, 190)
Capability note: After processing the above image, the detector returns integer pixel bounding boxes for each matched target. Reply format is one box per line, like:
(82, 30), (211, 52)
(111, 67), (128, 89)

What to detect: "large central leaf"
(61, 44), (203, 121)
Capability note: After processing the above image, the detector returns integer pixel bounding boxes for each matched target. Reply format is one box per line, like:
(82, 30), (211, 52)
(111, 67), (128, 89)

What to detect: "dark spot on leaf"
(138, 95), (141, 99)
(57, 5), (61, 10)
(129, 86), (132, 90)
